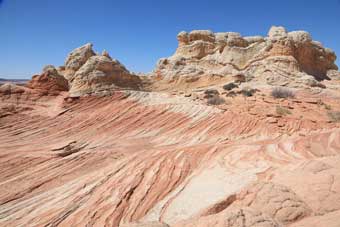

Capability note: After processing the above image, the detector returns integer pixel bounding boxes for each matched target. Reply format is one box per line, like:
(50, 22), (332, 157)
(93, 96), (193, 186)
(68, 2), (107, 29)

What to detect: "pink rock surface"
(1, 88), (340, 227)
(1, 27), (340, 227)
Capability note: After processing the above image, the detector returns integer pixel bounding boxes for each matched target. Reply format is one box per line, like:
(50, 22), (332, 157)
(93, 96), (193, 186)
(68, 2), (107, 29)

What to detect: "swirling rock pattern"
(1, 26), (340, 227)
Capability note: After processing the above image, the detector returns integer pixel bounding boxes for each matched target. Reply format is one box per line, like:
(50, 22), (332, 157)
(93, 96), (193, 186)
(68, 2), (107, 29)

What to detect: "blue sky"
(0, 0), (340, 79)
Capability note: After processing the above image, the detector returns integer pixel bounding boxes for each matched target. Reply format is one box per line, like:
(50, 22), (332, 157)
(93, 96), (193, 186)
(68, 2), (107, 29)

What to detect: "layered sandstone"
(27, 65), (69, 95)
(0, 82), (27, 95)
(1, 26), (340, 227)
(63, 43), (96, 81)
(154, 26), (338, 89)
(69, 55), (141, 97)
(25, 26), (339, 96)
(1, 88), (340, 227)
(58, 43), (142, 96)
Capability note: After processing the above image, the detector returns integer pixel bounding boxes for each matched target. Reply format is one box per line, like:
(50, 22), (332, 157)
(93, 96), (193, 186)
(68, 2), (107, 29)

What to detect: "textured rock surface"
(57, 43), (143, 96)
(153, 26), (338, 90)
(69, 55), (141, 96)
(228, 182), (311, 225)
(1, 26), (340, 227)
(64, 43), (96, 81)
(120, 221), (169, 227)
(26, 65), (69, 95)
(0, 83), (27, 95)
(175, 208), (281, 227)
(2, 88), (340, 226)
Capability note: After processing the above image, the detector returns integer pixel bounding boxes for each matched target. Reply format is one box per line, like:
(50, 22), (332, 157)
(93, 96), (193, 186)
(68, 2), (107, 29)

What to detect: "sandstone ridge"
(11, 26), (340, 96)
(154, 26), (338, 90)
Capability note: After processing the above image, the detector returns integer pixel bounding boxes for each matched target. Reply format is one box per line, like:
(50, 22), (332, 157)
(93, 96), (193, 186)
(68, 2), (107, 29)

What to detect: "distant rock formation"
(22, 26), (339, 97)
(58, 44), (142, 96)
(154, 26), (338, 88)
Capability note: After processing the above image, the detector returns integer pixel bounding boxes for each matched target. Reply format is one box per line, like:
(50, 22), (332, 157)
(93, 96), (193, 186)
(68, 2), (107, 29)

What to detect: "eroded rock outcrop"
(69, 55), (141, 96)
(64, 43), (96, 81)
(0, 83), (27, 95)
(26, 65), (69, 95)
(229, 182), (311, 225)
(175, 208), (281, 227)
(28, 26), (339, 96)
(57, 43), (142, 96)
(154, 26), (338, 88)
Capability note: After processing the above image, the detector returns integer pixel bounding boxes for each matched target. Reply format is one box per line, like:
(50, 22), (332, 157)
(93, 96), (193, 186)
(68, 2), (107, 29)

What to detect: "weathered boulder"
(64, 43), (96, 81)
(27, 65), (69, 95)
(244, 36), (265, 44)
(175, 207), (281, 227)
(0, 83), (27, 95)
(288, 31), (312, 43)
(268, 26), (288, 40)
(176, 181), (310, 227)
(102, 50), (112, 60)
(327, 69), (340, 80)
(177, 31), (189, 46)
(232, 182), (311, 225)
(188, 30), (215, 43)
(69, 55), (141, 96)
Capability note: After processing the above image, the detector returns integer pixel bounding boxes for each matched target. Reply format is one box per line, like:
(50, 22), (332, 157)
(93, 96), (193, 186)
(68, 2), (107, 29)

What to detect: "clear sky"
(1, 0), (340, 79)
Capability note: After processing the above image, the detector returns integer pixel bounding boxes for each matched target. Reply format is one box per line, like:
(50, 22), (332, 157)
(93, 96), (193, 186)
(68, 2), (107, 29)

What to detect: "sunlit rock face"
(57, 43), (142, 96)
(63, 43), (96, 81)
(1, 26), (340, 227)
(154, 26), (338, 88)
(69, 55), (141, 97)
(26, 65), (69, 95)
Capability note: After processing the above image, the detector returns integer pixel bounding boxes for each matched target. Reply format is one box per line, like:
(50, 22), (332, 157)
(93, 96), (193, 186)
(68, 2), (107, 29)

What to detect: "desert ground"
(1, 26), (340, 227)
